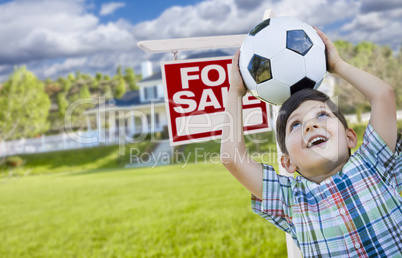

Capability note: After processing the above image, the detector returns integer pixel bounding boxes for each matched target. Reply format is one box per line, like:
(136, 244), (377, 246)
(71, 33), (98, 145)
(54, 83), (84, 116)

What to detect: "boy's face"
(281, 100), (357, 183)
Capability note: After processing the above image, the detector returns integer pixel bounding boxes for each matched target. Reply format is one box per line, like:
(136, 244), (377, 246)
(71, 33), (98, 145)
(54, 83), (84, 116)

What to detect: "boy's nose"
(303, 120), (319, 134)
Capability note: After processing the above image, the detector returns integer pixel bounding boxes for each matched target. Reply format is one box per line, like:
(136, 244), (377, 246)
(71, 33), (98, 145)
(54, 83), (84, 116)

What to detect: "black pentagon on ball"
(286, 30), (313, 56)
(248, 54), (272, 84)
(290, 77), (316, 95)
(249, 19), (270, 36)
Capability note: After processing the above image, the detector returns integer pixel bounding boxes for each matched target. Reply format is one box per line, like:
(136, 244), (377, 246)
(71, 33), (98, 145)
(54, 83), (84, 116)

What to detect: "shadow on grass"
(18, 145), (120, 172)
(65, 167), (128, 177)
(1, 141), (156, 176)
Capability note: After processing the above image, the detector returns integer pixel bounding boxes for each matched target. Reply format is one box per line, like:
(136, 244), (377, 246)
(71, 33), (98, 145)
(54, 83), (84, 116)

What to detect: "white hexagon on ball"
(239, 35), (255, 68)
(239, 35), (257, 92)
(253, 25), (287, 59)
(270, 16), (304, 31)
(271, 49), (306, 86)
(304, 44), (327, 82)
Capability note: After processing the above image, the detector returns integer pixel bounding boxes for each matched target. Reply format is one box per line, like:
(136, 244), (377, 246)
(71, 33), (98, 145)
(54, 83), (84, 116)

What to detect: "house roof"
(114, 90), (141, 107)
(85, 90), (164, 114)
(111, 90), (164, 107)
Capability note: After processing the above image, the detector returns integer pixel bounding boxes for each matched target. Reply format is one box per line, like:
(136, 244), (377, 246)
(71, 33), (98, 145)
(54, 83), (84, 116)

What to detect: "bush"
(5, 156), (24, 168)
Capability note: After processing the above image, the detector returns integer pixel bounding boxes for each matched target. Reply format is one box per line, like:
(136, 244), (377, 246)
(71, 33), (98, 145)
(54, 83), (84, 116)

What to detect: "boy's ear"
(280, 155), (298, 174)
(346, 128), (357, 149)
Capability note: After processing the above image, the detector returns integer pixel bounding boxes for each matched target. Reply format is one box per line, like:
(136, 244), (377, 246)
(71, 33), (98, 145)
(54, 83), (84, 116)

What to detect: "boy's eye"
(317, 111), (330, 119)
(290, 121), (301, 131)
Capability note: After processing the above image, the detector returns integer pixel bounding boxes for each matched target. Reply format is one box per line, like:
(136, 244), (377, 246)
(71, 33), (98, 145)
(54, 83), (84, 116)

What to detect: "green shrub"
(5, 156), (24, 168)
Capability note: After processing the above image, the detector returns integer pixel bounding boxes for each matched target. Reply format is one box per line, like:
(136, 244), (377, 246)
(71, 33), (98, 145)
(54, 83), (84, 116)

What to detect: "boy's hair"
(276, 88), (349, 155)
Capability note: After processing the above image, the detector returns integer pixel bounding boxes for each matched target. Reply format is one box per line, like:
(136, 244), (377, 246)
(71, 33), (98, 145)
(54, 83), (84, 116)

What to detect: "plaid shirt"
(252, 124), (402, 257)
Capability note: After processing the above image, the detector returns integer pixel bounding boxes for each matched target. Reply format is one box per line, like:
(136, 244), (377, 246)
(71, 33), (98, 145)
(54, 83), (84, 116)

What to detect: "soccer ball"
(239, 16), (327, 106)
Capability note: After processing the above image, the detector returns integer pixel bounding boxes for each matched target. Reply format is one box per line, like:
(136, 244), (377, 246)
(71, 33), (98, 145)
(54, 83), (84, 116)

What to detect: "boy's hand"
(314, 27), (343, 74)
(230, 49), (248, 97)
(314, 28), (397, 152)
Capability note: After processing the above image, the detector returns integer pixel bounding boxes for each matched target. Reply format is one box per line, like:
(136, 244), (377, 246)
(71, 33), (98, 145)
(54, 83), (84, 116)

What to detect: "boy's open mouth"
(307, 136), (328, 148)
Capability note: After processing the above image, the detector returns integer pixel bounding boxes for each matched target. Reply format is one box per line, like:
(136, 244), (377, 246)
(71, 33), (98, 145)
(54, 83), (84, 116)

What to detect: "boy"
(220, 28), (402, 257)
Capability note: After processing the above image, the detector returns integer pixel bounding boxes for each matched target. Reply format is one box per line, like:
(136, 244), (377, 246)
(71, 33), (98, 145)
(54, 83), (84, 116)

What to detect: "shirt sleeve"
(251, 163), (295, 234)
(357, 123), (402, 194)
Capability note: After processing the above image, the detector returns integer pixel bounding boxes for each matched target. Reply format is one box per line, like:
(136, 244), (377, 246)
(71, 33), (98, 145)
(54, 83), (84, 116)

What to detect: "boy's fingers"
(232, 49), (241, 73)
(313, 26), (324, 36)
(314, 27), (330, 43)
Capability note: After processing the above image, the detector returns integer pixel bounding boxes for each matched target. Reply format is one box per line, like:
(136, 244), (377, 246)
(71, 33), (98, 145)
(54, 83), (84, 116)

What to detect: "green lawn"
(0, 163), (287, 258)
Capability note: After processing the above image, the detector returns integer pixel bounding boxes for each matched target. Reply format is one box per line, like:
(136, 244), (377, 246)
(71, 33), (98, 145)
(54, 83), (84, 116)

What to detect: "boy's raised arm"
(220, 50), (263, 199)
(315, 28), (397, 152)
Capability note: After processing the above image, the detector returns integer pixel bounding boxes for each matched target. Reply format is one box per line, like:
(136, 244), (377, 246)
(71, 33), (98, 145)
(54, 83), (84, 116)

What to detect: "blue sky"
(0, 0), (401, 82)
(94, 0), (203, 25)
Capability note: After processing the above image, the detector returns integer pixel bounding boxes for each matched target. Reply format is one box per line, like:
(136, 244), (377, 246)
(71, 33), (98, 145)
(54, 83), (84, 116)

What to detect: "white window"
(144, 86), (158, 100)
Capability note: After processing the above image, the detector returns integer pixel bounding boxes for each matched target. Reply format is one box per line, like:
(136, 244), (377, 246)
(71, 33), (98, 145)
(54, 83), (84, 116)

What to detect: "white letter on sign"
(201, 65), (225, 87)
(180, 67), (199, 89)
(198, 88), (221, 111)
(173, 91), (197, 113)
(243, 93), (261, 105)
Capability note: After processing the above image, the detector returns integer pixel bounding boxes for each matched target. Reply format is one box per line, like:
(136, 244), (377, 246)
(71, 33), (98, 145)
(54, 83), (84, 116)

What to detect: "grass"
(0, 163), (287, 258)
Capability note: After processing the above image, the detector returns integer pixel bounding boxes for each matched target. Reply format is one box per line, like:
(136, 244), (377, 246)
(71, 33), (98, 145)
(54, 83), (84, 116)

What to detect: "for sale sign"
(161, 56), (270, 146)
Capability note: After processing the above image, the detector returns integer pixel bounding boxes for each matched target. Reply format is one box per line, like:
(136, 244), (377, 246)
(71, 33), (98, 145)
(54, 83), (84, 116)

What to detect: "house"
(83, 62), (167, 142)
(83, 50), (232, 143)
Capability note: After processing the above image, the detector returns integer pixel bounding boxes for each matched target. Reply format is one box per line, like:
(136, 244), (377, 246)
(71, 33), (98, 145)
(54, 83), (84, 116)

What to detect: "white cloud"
(360, 0), (402, 13)
(132, 0), (361, 41)
(0, 0), (400, 82)
(336, 3), (402, 48)
(0, 0), (135, 66)
(132, 0), (263, 41)
(40, 57), (88, 78)
(133, 0), (401, 52)
(99, 2), (125, 16)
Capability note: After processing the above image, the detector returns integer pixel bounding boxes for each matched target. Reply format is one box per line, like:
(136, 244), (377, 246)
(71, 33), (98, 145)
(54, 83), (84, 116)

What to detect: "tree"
(95, 72), (102, 82)
(67, 84), (93, 129)
(115, 77), (126, 99)
(79, 84), (91, 100)
(57, 77), (72, 93)
(75, 70), (82, 81)
(124, 67), (138, 90)
(395, 46), (402, 108)
(334, 40), (354, 61)
(44, 78), (53, 86)
(56, 92), (69, 119)
(116, 65), (123, 77)
(91, 79), (99, 90)
(104, 85), (113, 100)
(67, 73), (75, 83)
(334, 41), (402, 114)
(0, 66), (51, 141)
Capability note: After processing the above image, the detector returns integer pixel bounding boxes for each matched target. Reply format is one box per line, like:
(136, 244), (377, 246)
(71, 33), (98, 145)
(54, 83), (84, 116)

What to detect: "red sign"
(161, 56), (270, 146)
